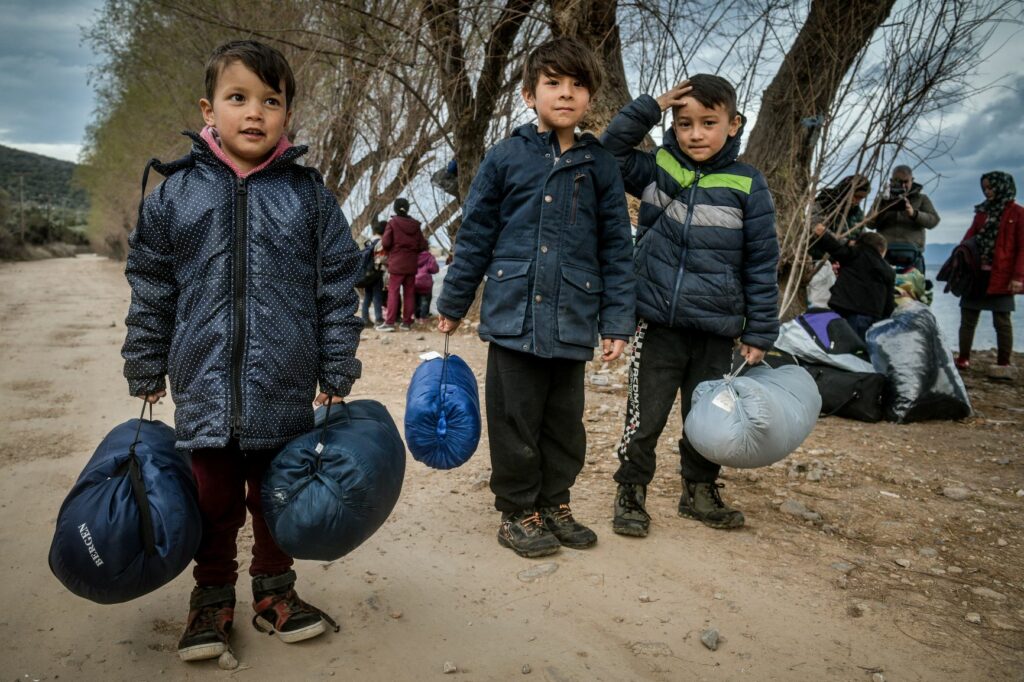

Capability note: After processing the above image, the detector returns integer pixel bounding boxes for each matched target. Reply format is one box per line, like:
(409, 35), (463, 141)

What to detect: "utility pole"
(19, 174), (25, 244)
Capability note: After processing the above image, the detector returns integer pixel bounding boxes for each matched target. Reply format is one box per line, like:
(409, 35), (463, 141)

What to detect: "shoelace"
(551, 504), (574, 522)
(618, 489), (649, 516)
(521, 511), (544, 529)
(707, 483), (728, 509)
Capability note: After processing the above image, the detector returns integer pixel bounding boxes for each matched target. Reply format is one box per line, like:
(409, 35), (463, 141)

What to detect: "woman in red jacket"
(956, 171), (1023, 379)
(380, 197), (428, 331)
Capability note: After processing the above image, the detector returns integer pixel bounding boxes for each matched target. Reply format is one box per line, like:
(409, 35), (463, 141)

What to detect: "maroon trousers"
(386, 273), (416, 325)
(190, 440), (293, 587)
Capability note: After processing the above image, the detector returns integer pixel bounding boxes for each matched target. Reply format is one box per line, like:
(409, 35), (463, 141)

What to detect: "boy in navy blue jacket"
(122, 41), (362, 662)
(437, 38), (635, 558)
(602, 75), (780, 537)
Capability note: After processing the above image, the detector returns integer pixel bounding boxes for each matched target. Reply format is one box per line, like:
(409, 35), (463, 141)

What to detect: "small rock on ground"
(942, 486), (970, 501)
(443, 661), (457, 674)
(521, 663), (532, 674)
(700, 629), (719, 651)
(971, 586), (1007, 601)
(965, 612), (982, 624)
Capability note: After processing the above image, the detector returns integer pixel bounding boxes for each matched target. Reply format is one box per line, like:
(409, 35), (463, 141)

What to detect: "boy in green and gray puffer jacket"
(601, 74), (780, 537)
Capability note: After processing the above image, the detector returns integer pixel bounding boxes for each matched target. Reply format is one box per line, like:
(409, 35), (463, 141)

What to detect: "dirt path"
(1, 255), (1021, 681)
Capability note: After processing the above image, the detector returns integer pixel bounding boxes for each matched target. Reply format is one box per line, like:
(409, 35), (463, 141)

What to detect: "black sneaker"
(540, 504), (597, 548)
(399, 323), (413, 331)
(497, 509), (561, 558)
(178, 585), (235, 662)
(613, 483), (651, 537)
(251, 570), (339, 644)
(678, 480), (745, 529)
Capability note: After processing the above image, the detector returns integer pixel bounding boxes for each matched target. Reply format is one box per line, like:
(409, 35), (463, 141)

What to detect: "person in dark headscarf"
(955, 171), (1024, 379)
(808, 175), (871, 260)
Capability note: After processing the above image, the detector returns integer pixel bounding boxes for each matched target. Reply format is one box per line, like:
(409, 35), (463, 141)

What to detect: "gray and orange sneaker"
(251, 570), (339, 644)
(497, 509), (561, 558)
(178, 585), (235, 661)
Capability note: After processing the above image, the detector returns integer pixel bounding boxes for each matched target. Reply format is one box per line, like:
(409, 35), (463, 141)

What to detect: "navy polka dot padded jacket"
(121, 132), (363, 451)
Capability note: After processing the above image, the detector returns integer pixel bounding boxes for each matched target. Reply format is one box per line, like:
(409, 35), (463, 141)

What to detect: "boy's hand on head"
(601, 338), (627, 362)
(739, 344), (765, 366)
(313, 393), (344, 408)
(437, 315), (461, 334)
(138, 390), (166, 404)
(1010, 280), (1023, 294)
(812, 223), (826, 237)
(656, 80), (693, 112)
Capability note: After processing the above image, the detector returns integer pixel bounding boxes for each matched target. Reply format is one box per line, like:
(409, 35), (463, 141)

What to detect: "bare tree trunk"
(548, 0), (631, 133)
(743, 0), (897, 233)
(422, 0), (538, 242)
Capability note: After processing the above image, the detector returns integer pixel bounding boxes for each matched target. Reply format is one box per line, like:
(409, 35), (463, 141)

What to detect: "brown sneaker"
(540, 504), (598, 548)
(497, 509), (561, 558)
(178, 585), (235, 661)
(251, 570), (339, 643)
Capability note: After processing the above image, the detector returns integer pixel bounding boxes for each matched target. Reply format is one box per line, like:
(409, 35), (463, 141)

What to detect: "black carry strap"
(121, 401), (157, 557)
(136, 155), (195, 226)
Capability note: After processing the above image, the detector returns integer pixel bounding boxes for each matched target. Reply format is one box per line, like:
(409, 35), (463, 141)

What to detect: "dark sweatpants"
(190, 439), (293, 587)
(614, 320), (733, 485)
(485, 343), (586, 513)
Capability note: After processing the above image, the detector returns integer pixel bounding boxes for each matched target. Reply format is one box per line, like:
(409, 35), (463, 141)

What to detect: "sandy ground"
(1, 254), (1022, 682)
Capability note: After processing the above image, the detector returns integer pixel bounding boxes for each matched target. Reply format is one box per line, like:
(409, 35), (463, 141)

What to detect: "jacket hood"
(661, 113), (746, 171)
(908, 182), (924, 197)
(390, 214), (422, 235)
(187, 128), (306, 177)
(511, 124), (598, 153)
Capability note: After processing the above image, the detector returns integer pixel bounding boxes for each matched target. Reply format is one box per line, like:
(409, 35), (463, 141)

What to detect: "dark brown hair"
(522, 37), (603, 97)
(860, 231), (887, 255)
(683, 74), (738, 117)
(205, 40), (296, 110)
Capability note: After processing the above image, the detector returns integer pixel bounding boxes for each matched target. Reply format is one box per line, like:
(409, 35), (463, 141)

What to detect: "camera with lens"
(889, 178), (908, 200)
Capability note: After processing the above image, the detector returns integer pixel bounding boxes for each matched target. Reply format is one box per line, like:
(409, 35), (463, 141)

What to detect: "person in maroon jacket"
(380, 197), (428, 330)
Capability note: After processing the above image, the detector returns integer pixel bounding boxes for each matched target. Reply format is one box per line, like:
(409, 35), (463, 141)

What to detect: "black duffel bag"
(802, 363), (886, 423)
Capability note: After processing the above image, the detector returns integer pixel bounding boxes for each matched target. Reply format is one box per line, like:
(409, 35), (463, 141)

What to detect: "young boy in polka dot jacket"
(120, 41), (363, 662)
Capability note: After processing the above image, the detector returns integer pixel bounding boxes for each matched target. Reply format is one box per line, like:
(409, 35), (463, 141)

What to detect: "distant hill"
(0, 144), (88, 210)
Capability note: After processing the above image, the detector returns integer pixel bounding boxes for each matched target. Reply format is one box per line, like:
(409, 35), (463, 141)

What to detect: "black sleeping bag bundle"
(262, 400), (406, 562)
(49, 406), (202, 604)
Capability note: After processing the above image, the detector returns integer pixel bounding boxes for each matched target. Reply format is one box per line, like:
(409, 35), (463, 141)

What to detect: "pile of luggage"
(771, 303), (971, 423)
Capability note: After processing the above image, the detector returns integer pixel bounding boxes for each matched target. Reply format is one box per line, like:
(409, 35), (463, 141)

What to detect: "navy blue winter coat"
(122, 131), (363, 451)
(437, 125), (635, 361)
(601, 96), (780, 349)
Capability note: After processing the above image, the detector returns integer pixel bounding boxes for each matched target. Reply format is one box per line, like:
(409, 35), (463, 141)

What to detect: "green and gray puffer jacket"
(601, 95), (780, 349)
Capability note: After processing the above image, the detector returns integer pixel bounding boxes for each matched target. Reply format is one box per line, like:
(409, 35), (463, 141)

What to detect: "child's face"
(522, 72), (591, 134)
(671, 97), (741, 163)
(199, 60), (291, 172)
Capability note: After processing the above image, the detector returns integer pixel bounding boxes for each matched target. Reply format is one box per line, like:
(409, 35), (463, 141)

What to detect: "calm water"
(926, 244), (1022, 351)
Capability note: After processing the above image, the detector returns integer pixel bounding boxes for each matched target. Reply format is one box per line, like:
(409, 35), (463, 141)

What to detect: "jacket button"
(522, 344), (529, 350)
(497, 269), (504, 277)
(540, 245), (548, 253)
(565, 158), (572, 164)
(535, 294), (543, 303)
(545, 153), (551, 158)
(585, 153), (591, 159)
(585, 281), (591, 289)
(544, 195), (553, 203)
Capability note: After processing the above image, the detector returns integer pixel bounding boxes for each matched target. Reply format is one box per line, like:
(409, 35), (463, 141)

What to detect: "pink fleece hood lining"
(200, 125), (293, 178)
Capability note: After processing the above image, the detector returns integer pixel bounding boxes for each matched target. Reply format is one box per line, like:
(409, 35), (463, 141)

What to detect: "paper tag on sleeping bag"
(419, 351), (444, 361)
(711, 388), (735, 413)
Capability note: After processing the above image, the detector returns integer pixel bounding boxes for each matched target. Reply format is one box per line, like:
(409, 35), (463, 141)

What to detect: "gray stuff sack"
(685, 364), (822, 469)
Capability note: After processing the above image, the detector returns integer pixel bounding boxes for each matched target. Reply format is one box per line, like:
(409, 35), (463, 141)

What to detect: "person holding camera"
(867, 165), (940, 273)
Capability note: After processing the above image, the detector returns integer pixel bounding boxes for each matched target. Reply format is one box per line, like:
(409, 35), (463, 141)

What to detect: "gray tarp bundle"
(686, 364), (822, 468)
(866, 301), (972, 423)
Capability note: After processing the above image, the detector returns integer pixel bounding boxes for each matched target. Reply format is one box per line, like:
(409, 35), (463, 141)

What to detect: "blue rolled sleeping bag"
(262, 400), (406, 561)
(404, 354), (481, 469)
(49, 416), (202, 604)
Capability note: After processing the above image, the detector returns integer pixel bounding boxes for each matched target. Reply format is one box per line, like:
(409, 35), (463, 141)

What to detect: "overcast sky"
(1, 0), (1020, 244)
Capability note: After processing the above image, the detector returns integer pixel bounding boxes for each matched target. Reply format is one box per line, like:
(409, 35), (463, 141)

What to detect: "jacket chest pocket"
(479, 259), (532, 337)
(557, 264), (604, 347)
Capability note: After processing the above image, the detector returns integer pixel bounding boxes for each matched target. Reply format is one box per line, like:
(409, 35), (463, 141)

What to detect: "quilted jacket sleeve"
(599, 95), (661, 199)
(122, 184), (176, 397)
(595, 157), (636, 339)
(317, 187), (364, 398)
(436, 149), (504, 320)
(740, 172), (781, 350)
